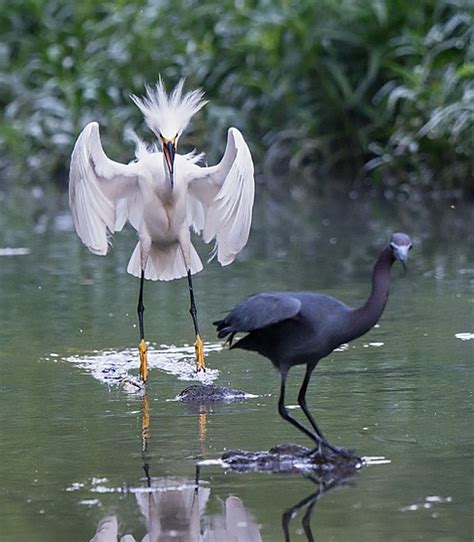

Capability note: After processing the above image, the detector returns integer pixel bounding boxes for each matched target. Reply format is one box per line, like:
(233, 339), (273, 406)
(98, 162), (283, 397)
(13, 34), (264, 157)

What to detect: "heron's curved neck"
(350, 246), (395, 340)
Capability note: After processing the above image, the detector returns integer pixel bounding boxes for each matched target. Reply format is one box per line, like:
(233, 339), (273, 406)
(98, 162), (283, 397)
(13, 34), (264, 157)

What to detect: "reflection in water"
(90, 393), (261, 541)
(282, 473), (353, 542)
(198, 404), (207, 444)
(90, 477), (209, 542)
(141, 393), (151, 488)
(89, 475), (262, 541)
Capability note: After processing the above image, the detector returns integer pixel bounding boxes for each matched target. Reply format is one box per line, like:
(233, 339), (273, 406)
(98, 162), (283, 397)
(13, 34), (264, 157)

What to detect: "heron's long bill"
(393, 244), (409, 271)
(163, 139), (176, 186)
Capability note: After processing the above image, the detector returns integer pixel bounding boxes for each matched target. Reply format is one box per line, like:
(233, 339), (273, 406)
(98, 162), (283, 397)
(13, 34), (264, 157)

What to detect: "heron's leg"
(187, 270), (205, 372)
(297, 365), (329, 445)
(278, 372), (318, 443)
(298, 366), (354, 457)
(137, 270), (148, 383)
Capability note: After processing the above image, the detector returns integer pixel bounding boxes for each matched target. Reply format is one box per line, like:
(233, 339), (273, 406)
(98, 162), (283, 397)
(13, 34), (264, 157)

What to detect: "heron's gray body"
(220, 292), (354, 372)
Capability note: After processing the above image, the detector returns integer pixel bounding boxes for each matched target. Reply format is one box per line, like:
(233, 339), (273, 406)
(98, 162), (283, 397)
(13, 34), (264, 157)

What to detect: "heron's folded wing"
(218, 292), (302, 334)
(186, 127), (255, 266)
(69, 122), (142, 255)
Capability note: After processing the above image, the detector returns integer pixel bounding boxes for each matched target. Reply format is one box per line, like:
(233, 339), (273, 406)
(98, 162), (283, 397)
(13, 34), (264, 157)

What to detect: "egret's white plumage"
(69, 80), (255, 282)
(130, 77), (208, 139)
(69, 79), (254, 380)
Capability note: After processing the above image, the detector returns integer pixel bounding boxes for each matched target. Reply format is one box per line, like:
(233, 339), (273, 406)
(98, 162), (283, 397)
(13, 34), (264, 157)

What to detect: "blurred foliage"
(0, 0), (472, 198)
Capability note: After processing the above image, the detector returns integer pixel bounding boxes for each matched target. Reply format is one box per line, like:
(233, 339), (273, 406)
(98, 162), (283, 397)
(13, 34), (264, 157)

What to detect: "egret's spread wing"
(215, 292), (302, 338)
(187, 127), (254, 265)
(69, 122), (142, 255)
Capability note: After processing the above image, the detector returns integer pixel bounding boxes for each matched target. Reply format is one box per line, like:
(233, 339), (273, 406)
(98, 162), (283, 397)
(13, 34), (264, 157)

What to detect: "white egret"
(69, 79), (255, 383)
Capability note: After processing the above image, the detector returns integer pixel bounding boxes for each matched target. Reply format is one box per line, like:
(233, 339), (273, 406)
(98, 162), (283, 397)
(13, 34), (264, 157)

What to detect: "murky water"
(0, 191), (472, 541)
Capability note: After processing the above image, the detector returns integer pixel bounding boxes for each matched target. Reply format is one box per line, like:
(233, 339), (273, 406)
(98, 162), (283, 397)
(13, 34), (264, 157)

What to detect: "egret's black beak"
(163, 140), (176, 186)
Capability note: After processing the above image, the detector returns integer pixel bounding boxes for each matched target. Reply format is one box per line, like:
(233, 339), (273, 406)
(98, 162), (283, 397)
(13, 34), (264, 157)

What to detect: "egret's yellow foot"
(139, 339), (149, 383)
(195, 334), (206, 372)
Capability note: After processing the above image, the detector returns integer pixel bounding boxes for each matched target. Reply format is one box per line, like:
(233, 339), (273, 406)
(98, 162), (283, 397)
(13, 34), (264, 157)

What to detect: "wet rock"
(221, 443), (362, 475)
(177, 384), (247, 403)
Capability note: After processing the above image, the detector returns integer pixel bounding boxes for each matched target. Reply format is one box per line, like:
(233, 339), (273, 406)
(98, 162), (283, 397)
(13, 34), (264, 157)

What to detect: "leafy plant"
(0, 0), (472, 199)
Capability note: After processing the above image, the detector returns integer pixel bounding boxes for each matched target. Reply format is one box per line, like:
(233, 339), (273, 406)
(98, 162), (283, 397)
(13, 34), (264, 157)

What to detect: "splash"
(67, 476), (203, 496)
(455, 332), (474, 341)
(0, 247), (30, 256)
(400, 495), (453, 512)
(362, 456), (391, 466)
(61, 342), (222, 389)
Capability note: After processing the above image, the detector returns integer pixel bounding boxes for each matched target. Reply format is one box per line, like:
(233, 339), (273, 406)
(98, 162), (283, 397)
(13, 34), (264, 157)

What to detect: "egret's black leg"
(187, 270), (205, 371)
(137, 270), (148, 382)
(278, 373), (318, 443)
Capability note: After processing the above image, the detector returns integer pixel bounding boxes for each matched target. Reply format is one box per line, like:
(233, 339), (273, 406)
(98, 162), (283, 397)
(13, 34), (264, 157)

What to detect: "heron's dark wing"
(183, 127), (255, 266)
(69, 122), (142, 255)
(215, 292), (302, 338)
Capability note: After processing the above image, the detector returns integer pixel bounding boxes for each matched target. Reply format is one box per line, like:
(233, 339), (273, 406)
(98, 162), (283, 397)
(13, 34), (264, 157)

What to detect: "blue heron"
(214, 233), (413, 455)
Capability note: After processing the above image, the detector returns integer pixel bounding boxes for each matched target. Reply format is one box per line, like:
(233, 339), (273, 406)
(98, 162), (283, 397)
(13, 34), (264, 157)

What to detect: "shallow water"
(0, 192), (473, 541)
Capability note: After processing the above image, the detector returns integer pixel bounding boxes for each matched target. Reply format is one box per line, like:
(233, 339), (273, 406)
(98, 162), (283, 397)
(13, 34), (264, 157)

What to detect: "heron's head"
(389, 232), (413, 270)
(131, 77), (208, 189)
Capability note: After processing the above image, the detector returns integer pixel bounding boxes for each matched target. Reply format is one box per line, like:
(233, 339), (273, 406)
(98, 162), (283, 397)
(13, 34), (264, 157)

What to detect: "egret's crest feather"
(131, 78), (208, 139)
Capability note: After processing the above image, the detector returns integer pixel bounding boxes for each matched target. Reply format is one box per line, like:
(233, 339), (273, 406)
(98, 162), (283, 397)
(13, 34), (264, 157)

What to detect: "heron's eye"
(408, 244), (413, 251)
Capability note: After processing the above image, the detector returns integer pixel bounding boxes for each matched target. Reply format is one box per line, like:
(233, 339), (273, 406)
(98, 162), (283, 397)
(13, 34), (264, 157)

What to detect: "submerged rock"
(221, 443), (362, 474)
(177, 384), (247, 403)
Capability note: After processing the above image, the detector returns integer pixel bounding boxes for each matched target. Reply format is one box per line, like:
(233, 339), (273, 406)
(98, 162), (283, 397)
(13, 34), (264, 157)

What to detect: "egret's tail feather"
(127, 242), (203, 281)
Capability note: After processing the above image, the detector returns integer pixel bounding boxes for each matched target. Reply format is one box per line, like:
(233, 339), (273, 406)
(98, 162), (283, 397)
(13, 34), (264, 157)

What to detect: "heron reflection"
(282, 472), (354, 542)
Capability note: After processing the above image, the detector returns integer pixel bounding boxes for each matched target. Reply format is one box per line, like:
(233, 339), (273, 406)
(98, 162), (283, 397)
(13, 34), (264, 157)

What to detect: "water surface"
(0, 192), (472, 541)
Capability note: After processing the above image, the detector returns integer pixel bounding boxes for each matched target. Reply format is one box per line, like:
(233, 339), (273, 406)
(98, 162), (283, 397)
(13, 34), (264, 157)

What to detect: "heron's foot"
(195, 335), (206, 372)
(324, 444), (356, 459)
(139, 339), (149, 383)
(307, 441), (357, 460)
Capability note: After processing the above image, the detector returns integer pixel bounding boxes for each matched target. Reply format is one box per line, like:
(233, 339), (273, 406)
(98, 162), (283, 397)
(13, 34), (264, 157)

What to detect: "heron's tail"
(127, 242), (203, 281)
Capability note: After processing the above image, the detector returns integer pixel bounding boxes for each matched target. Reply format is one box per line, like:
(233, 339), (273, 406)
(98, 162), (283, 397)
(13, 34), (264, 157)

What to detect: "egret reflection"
(89, 478), (262, 541)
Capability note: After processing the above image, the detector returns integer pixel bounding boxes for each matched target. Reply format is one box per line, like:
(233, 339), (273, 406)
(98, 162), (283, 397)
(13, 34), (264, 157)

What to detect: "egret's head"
(131, 77), (208, 188)
(389, 232), (413, 270)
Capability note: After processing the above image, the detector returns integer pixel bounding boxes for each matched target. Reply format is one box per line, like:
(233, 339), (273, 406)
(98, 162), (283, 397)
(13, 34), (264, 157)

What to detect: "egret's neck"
(162, 156), (175, 193)
(349, 246), (395, 340)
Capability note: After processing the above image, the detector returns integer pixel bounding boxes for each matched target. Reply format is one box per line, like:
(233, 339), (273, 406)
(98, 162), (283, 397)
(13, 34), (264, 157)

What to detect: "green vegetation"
(0, 0), (472, 197)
